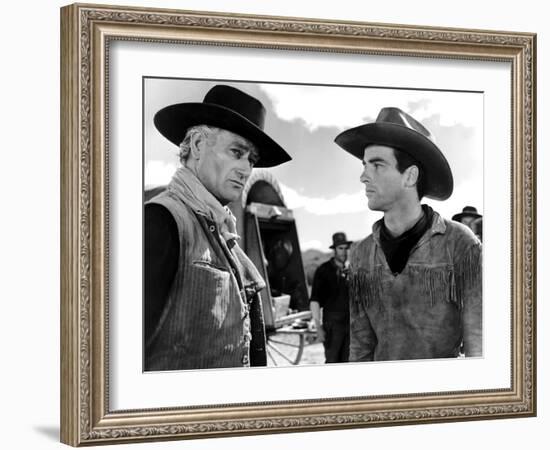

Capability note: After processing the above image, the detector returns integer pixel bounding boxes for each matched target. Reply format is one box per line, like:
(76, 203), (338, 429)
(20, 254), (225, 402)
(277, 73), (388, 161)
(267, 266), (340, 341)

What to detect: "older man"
(334, 107), (482, 362)
(144, 85), (291, 371)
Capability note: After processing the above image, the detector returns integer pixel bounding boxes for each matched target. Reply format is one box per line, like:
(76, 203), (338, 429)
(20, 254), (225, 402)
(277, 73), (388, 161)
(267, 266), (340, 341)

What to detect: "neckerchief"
(167, 166), (266, 294)
(168, 166), (240, 242)
(379, 204), (434, 274)
(332, 257), (350, 280)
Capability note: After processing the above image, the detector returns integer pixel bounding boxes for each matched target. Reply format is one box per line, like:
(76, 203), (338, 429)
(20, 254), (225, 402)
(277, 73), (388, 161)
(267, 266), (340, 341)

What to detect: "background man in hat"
(334, 107), (482, 362)
(452, 205), (481, 227)
(452, 206), (482, 238)
(309, 232), (353, 363)
(471, 217), (483, 242)
(144, 85), (291, 371)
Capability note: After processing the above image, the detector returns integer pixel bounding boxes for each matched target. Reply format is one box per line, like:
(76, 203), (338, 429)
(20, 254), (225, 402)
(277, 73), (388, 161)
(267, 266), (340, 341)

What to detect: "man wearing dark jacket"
(310, 232), (353, 363)
(145, 85), (291, 371)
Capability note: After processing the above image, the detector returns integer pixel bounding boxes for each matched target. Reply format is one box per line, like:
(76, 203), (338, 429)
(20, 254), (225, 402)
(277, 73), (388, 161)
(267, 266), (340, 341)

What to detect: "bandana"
(379, 205), (434, 274)
(167, 166), (266, 293)
(168, 166), (240, 242)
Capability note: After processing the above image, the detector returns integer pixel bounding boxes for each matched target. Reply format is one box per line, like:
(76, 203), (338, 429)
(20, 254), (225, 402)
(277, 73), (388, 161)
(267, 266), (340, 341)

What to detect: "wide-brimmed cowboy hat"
(452, 206), (481, 222)
(329, 232), (353, 249)
(154, 85), (291, 168)
(334, 107), (453, 200)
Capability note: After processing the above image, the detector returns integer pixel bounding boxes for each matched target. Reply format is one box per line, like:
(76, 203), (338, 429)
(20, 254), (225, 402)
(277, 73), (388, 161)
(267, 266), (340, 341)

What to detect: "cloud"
(259, 84), (374, 131)
(406, 97), (482, 128)
(279, 182), (366, 215)
(260, 83), (482, 131)
(301, 240), (324, 251)
(145, 160), (177, 188)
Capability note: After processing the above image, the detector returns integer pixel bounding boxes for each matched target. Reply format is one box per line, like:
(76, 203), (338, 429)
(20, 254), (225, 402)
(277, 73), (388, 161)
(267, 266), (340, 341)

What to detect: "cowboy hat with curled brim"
(452, 206), (481, 222)
(154, 85), (291, 168)
(334, 107), (454, 200)
(329, 232), (353, 249)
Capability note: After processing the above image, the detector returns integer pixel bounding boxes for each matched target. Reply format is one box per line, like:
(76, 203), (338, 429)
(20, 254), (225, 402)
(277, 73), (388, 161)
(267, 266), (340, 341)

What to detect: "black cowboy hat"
(452, 206), (481, 222)
(329, 232), (353, 249)
(334, 107), (453, 200)
(154, 85), (291, 168)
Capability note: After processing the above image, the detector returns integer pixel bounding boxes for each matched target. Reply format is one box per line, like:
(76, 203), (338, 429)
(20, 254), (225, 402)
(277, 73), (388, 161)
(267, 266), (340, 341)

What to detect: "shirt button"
(242, 354), (249, 365)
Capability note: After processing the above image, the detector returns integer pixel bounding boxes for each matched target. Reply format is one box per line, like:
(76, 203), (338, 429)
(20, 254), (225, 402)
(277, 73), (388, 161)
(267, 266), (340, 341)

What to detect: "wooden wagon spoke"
(266, 338), (301, 348)
(266, 347), (279, 366)
(267, 342), (295, 364)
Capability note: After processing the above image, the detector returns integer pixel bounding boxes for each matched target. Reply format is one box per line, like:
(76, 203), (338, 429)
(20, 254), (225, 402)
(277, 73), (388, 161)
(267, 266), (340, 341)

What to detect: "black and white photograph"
(55, 2), (538, 447)
(143, 78), (483, 371)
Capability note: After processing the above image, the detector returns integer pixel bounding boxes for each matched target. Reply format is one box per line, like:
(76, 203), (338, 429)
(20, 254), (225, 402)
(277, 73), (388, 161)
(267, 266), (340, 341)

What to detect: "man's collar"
(430, 211), (447, 234)
(372, 208), (446, 246)
(331, 257), (346, 269)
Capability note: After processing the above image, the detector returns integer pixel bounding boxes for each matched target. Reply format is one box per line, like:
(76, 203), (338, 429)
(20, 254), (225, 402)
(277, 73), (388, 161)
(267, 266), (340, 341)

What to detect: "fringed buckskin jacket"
(348, 211), (482, 362)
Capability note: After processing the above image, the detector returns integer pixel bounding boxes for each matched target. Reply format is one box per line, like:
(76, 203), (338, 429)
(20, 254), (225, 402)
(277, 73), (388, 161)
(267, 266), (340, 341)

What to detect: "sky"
(144, 78), (483, 251)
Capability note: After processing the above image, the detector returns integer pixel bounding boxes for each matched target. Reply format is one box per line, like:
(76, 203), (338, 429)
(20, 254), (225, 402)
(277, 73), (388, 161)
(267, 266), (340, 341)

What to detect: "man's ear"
(404, 165), (419, 188)
(188, 132), (205, 160)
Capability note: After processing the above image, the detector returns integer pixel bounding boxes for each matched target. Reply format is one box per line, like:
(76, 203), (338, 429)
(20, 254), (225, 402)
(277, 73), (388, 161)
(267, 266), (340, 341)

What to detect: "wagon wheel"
(266, 332), (306, 366)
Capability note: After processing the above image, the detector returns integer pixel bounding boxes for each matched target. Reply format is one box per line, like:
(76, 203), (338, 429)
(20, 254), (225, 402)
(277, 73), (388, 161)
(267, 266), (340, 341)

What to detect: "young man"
(334, 107), (482, 362)
(144, 85), (291, 371)
(310, 232), (353, 363)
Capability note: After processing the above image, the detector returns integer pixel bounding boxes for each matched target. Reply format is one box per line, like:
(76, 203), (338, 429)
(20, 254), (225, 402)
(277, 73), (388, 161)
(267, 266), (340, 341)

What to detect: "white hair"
(178, 124), (260, 166)
(178, 125), (218, 164)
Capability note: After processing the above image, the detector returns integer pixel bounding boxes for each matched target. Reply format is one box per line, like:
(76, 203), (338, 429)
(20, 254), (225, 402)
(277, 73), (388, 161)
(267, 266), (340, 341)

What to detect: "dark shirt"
(310, 258), (350, 317)
(379, 204), (434, 274)
(144, 203), (179, 344)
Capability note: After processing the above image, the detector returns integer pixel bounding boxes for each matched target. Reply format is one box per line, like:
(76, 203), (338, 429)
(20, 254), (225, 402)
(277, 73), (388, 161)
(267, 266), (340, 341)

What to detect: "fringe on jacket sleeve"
(349, 243), (482, 310)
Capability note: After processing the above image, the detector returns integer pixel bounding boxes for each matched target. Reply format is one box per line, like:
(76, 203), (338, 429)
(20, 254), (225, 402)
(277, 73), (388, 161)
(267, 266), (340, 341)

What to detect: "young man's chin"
(367, 199), (380, 211)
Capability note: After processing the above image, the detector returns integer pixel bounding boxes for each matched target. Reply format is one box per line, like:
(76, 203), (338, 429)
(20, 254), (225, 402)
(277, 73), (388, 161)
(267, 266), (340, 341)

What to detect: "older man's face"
(196, 129), (258, 205)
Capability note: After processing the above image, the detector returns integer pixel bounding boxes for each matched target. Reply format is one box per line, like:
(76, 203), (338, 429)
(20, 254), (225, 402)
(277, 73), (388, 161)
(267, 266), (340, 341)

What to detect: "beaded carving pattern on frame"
(87, 403), (530, 440)
(76, 7), (535, 441)
(79, 8), (93, 440)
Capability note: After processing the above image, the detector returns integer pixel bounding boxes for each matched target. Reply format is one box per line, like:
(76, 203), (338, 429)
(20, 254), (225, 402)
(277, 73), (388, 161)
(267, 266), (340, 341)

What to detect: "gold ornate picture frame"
(60, 2), (536, 446)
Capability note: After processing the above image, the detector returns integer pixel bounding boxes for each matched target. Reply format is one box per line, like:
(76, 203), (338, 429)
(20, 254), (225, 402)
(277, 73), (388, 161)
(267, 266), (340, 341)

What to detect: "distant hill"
(302, 248), (332, 287)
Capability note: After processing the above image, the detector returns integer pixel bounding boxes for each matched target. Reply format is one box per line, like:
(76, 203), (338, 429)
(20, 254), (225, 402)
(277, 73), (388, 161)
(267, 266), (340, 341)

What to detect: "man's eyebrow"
(366, 156), (389, 164)
(232, 141), (256, 153)
(232, 140), (259, 161)
(230, 142), (249, 150)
